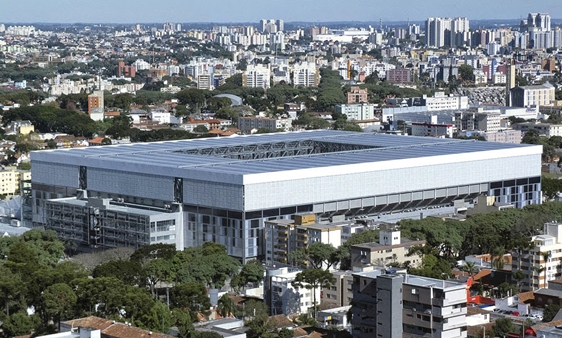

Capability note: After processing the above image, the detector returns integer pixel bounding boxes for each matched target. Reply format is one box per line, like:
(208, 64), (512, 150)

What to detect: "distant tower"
(379, 18), (383, 31)
(505, 58), (516, 107)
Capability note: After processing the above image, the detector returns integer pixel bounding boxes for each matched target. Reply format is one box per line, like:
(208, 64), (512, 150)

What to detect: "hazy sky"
(1, 0), (561, 23)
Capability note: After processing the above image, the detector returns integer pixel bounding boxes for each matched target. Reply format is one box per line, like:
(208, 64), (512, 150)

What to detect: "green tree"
(92, 259), (143, 286)
(172, 308), (195, 338)
(459, 64), (475, 83)
(493, 317), (514, 337)
(0, 266), (25, 316)
(217, 294), (234, 318)
(291, 268), (335, 318)
(170, 282), (211, 316)
(544, 304), (561, 322)
(232, 260), (264, 291)
(2, 312), (39, 337)
(193, 125), (209, 133)
(41, 283), (77, 328)
(278, 327), (293, 338)
(143, 300), (173, 333)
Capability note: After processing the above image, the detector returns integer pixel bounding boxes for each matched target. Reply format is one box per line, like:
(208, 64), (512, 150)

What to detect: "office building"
(31, 131), (543, 261)
(512, 222), (562, 290)
(352, 271), (468, 338)
(510, 82), (556, 108)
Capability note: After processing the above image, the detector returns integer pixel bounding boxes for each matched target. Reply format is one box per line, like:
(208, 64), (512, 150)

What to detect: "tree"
(217, 294), (234, 318)
(305, 242), (338, 269)
(278, 328), (293, 338)
(291, 268), (335, 318)
(170, 282), (211, 316)
(544, 304), (561, 322)
(458, 64), (475, 83)
(2, 312), (39, 337)
(0, 266), (25, 316)
(172, 308), (194, 338)
(143, 300), (173, 333)
(193, 125), (209, 133)
(493, 317), (514, 337)
(233, 260), (265, 290)
(41, 283), (77, 328)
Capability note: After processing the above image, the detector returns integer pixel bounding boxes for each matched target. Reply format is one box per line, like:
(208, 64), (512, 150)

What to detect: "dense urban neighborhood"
(2, 8), (562, 338)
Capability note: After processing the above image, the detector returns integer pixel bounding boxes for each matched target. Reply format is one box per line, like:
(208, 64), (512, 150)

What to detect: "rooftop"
(31, 130), (541, 180)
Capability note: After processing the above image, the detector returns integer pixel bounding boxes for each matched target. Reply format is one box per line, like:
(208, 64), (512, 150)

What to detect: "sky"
(1, 0), (561, 24)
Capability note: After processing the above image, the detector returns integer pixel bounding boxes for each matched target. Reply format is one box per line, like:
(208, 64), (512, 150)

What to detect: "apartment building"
(347, 86), (368, 104)
(454, 111), (501, 133)
(512, 222), (562, 291)
(237, 116), (292, 134)
(386, 68), (413, 84)
(351, 271), (468, 338)
(350, 230), (426, 268)
(265, 214), (341, 268)
(243, 65), (271, 89)
(87, 91), (104, 122)
(335, 103), (376, 121)
(411, 122), (454, 138)
(293, 62), (319, 87)
(485, 130), (522, 144)
(322, 270), (354, 308)
(266, 267), (319, 316)
(512, 122), (562, 137)
(0, 166), (30, 196)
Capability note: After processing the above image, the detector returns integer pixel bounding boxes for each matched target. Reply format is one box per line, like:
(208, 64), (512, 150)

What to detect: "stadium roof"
(32, 130), (541, 178)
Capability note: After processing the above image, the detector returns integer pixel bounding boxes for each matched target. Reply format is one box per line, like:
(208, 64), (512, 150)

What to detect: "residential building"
(454, 111), (501, 133)
(0, 166), (30, 196)
(266, 267), (319, 315)
(87, 91), (104, 122)
(386, 68), (413, 84)
(350, 230), (426, 268)
(352, 271), (468, 338)
(8, 120), (35, 135)
(510, 83), (556, 108)
(243, 65), (271, 89)
(335, 103), (376, 121)
(293, 62), (319, 87)
(116, 61), (136, 78)
(197, 74), (212, 90)
(237, 116), (292, 133)
(411, 122), (454, 138)
(512, 122), (562, 137)
(55, 316), (172, 338)
(322, 270), (355, 308)
(31, 131), (543, 261)
(512, 222), (562, 291)
(347, 86), (368, 104)
(485, 130), (522, 144)
(317, 306), (351, 330)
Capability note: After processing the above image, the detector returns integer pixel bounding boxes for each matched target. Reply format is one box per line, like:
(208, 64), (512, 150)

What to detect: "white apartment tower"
(293, 62), (319, 87)
(243, 64), (271, 89)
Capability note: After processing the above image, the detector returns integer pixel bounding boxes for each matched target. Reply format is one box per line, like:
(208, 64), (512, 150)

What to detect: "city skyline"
(1, 0), (561, 24)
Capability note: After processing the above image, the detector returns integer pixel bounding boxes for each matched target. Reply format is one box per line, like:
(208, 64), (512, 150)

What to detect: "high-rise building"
(426, 17), (470, 47)
(527, 13), (551, 32)
(87, 91), (104, 122)
(243, 64), (271, 89)
(292, 62), (319, 87)
(276, 19), (284, 32)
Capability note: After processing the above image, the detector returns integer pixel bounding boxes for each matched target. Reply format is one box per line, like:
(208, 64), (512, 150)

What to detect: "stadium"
(31, 130), (542, 261)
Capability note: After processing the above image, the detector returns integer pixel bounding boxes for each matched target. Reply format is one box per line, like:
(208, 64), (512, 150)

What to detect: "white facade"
(424, 92), (469, 111)
(335, 103), (376, 121)
(150, 110), (181, 125)
(269, 267), (320, 315)
(243, 65), (271, 89)
(293, 62), (318, 87)
(31, 131), (543, 261)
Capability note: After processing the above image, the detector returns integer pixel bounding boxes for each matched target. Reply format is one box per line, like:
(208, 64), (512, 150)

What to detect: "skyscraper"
(426, 17), (469, 47)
